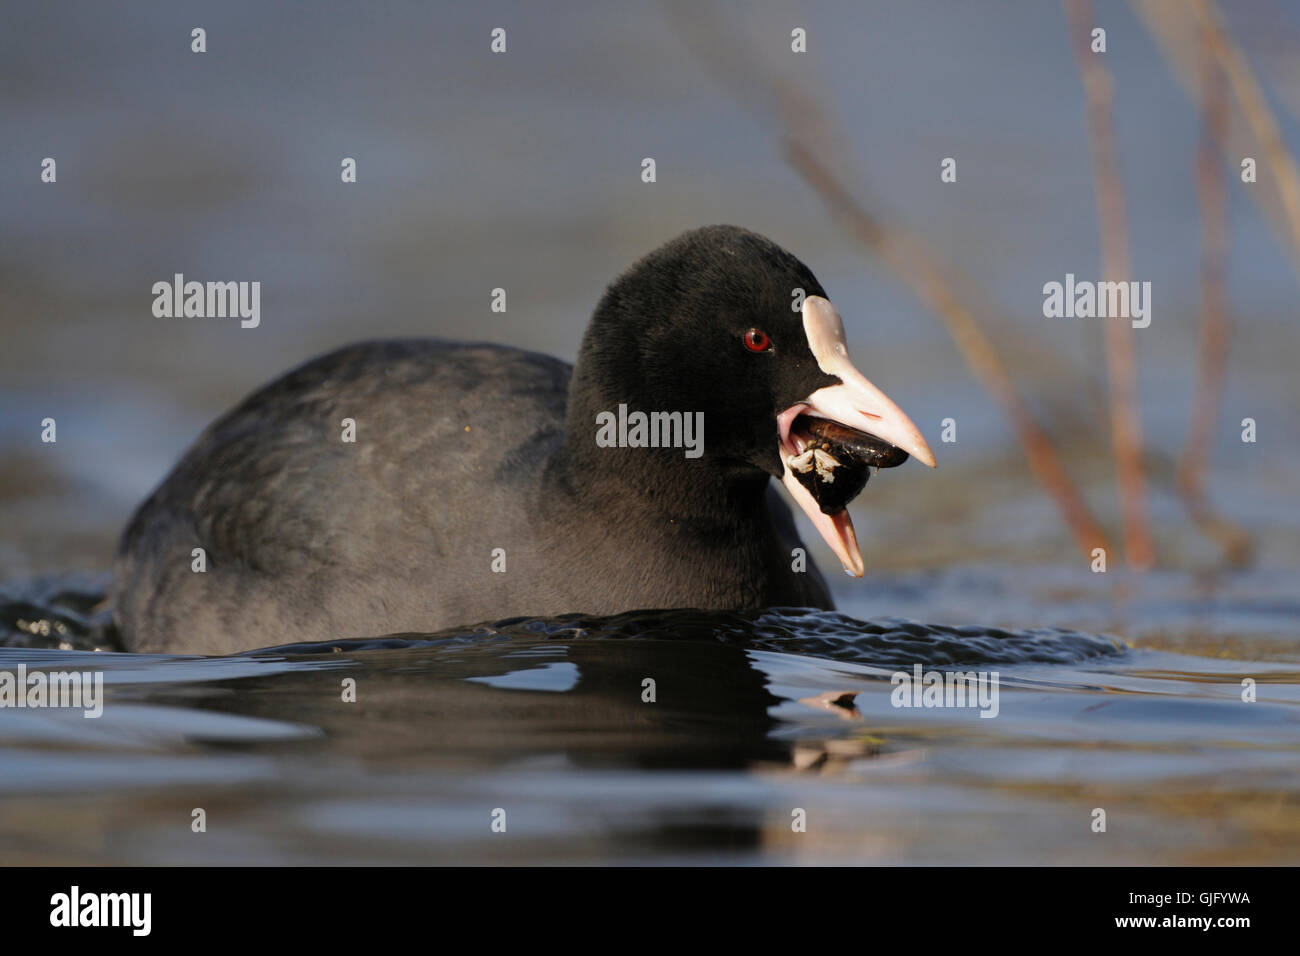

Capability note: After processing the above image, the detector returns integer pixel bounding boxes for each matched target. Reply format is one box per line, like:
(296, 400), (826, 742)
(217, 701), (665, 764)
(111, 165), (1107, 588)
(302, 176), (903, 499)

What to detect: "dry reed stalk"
(1065, 0), (1156, 571)
(1191, 0), (1300, 265)
(1178, 29), (1254, 565)
(1132, 0), (1300, 273)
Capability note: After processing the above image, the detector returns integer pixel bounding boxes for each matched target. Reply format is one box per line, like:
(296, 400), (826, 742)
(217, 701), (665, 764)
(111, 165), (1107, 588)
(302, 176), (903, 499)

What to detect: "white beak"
(778, 295), (936, 577)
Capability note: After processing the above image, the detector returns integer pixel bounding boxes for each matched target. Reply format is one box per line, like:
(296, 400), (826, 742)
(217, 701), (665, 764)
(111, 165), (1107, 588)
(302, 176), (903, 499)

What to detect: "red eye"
(743, 328), (771, 352)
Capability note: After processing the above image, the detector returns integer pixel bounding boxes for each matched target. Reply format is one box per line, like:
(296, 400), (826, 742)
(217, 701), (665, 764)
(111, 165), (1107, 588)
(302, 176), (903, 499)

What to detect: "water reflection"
(194, 634), (788, 772)
(0, 600), (1298, 863)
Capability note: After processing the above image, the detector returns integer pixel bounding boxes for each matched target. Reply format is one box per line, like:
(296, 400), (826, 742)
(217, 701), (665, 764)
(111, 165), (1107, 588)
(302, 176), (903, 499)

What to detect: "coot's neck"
(551, 343), (770, 522)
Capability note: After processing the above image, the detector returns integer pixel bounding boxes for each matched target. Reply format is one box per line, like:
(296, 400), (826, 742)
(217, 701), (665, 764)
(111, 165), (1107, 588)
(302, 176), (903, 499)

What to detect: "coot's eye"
(743, 328), (771, 352)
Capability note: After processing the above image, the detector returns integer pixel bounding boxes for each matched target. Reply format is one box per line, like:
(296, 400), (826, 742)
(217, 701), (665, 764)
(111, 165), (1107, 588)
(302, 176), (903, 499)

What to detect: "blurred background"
(2, 0), (1298, 628)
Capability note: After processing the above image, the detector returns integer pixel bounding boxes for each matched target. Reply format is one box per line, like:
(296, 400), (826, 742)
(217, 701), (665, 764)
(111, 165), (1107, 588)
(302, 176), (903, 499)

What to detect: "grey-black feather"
(114, 226), (838, 654)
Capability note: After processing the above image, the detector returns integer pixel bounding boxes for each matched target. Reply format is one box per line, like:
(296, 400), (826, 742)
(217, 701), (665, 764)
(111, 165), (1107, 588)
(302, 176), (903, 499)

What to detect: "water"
(2, 1), (1299, 864)
(1, 569), (1297, 865)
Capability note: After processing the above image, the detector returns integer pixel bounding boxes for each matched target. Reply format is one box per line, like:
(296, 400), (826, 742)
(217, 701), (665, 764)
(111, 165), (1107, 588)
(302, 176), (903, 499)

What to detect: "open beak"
(778, 295), (936, 577)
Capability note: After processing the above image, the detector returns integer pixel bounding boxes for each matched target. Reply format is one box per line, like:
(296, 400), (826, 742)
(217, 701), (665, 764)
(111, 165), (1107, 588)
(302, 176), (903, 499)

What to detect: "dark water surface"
(2, 569), (1296, 865)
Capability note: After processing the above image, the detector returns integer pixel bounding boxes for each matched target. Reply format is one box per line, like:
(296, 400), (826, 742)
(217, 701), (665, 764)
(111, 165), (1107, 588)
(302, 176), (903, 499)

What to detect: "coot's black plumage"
(115, 226), (934, 654)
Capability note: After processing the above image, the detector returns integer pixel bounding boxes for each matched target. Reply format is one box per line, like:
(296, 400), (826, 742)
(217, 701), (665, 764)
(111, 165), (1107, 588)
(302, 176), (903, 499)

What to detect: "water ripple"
(255, 607), (1127, 667)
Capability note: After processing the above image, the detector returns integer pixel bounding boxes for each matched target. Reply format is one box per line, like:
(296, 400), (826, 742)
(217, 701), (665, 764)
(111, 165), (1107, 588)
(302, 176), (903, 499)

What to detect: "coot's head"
(572, 225), (935, 576)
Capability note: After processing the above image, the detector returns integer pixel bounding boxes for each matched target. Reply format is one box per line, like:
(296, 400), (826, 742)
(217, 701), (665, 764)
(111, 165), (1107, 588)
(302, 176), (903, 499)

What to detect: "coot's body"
(115, 227), (933, 654)
(116, 339), (827, 654)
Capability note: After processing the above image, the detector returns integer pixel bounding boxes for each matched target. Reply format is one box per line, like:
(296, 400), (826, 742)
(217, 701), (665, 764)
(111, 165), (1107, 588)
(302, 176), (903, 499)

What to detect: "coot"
(114, 226), (935, 653)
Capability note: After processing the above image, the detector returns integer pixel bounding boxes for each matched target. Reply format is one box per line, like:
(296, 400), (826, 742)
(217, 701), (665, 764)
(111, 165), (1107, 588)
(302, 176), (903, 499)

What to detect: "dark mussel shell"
(799, 416), (910, 469)
(788, 415), (909, 515)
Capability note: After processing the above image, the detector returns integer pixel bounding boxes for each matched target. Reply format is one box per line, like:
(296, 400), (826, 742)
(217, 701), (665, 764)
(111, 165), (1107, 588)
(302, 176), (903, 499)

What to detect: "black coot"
(114, 226), (935, 653)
